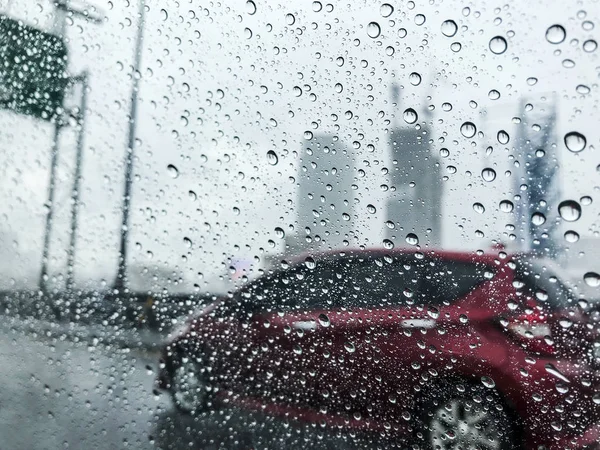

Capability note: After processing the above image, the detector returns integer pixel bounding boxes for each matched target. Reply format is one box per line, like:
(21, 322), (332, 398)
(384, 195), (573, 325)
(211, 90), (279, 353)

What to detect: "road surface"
(0, 324), (392, 449)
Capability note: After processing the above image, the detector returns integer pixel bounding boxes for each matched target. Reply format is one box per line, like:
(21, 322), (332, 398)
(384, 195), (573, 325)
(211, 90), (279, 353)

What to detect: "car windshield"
(1, 1), (599, 449)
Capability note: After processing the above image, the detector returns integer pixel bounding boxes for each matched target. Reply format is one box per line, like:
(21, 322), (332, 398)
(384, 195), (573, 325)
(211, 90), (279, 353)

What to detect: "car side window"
(417, 258), (492, 306)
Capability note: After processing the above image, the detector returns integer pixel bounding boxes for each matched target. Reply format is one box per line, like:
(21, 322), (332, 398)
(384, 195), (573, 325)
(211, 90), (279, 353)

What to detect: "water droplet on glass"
(403, 108), (418, 124)
(481, 168), (496, 182)
(546, 24), (566, 44)
(405, 233), (419, 245)
(562, 59), (575, 68)
(383, 239), (394, 249)
(167, 164), (179, 178)
(576, 85), (591, 95)
(558, 200), (582, 222)
(488, 89), (501, 100)
(441, 102), (452, 112)
(304, 256), (316, 269)
(497, 130), (510, 144)
(286, 13), (296, 25)
(584, 272), (600, 287)
(367, 204), (377, 214)
(367, 21), (381, 38)
(312, 1), (322, 12)
(489, 36), (508, 54)
(414, 14), (426, 26)
(380, 3), (394, 18)
(545, 363), (570, 382)
(318, 313), (330, 327)
(245, 0), (257, 15)
(481, 376), (495, 388)
(581, 195), (592, 206)
(460, 121), (477, 138)
(275, 227), (285, 239)
(441, 19), (458, 37)
(499, 200), (514, 212)
(450, 42), (462, 52)
(344, 342), (356, 353)
(564, 131), (587, 152)
(266, 150), (279, 165)
(189, 190), (197, 201)
(244, 27), (253, 39)
(526, 77), (538, 86)
(564, 230), (580, 243)
(531, 212), (546, 226)
(385, 220), (395, 229)
(409, 72), (422, 86)
(160, 8), (168, 21)
(473, 203), (485, 214)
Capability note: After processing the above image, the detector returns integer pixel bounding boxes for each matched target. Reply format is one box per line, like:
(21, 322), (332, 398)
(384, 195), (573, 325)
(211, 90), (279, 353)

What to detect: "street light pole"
(115, 0), (146, 292)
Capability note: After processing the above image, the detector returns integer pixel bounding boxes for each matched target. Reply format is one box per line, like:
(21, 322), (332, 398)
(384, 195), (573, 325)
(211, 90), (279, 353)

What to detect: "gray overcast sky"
(0, 0), (598, 292)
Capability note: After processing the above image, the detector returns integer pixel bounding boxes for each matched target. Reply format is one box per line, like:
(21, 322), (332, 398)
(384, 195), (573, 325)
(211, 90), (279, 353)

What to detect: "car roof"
(284, 247), (506, 267)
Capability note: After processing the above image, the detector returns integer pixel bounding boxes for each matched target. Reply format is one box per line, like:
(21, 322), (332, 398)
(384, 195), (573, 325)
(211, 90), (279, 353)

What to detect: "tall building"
(286, 133), (355, 256)
(385, 84), (442, 247)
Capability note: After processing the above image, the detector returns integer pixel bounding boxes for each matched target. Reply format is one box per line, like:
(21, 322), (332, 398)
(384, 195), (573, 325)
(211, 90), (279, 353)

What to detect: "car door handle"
(293, 321), (317, 330)
(401, 319), (436, 329)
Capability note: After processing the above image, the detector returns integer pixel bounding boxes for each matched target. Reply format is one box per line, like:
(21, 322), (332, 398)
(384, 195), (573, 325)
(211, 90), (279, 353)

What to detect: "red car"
(156, 249), (600, 449)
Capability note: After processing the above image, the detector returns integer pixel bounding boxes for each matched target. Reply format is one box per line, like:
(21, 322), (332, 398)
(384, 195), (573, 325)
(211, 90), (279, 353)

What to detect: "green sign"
(0, 15), (69, 121)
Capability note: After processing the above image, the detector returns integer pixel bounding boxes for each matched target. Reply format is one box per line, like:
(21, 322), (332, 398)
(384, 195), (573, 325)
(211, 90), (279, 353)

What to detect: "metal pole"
(66, 72), (88, 292)
(39, 120), (63, 293)
(115, 0), (146, 291)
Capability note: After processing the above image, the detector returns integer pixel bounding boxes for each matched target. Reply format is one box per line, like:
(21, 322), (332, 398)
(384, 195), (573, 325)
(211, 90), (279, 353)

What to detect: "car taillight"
(502, 313), (556, 355)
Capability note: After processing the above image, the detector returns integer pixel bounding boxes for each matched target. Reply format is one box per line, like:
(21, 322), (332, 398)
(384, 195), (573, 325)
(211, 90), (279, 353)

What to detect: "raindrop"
(414, 14), (426, 26)
(481, 168), (496, 182)
(403, 108), (418, 124)
(367, 22), (381, 38)
(285, 13), (296, 25)
(581, 195), (592, 206)
(446, 165), (457, 174)
(405, 233), (419, 245)
(304, 257), (316, 269)
(183, 237), (192, 248)
(473, 203), (485, 214)
(266, 150), (279, 165)
(564, 230), (580, 243)
(244, 27), (253, 39)
(450, 42), (462, 52)
(440, 148), (450, 157)
(460, 121), (477, 138)
(526, 77), (538, 86)
(562, 59), (575, 68)
(409, 72), (422, 86)
(380, 3), (394, 18)
(441, 19), (458, 37)
(274, 227), (285, 239)
(344, 342), (356, 353)
(558, 200), (582, 222)
(584, 272), (600, 287)
(545, 363), (570, 382)
(312, 1), (322, 12)
(481, 376), (496, 388)
(318, 313), (330, 327)
(441, 102), (452, 112)
(546, 24), (566, 44)
(367, 204), (377, 214)
(383, 239), (394, 249)
(499, 200), (514, 213)
(160, 8), (168, 21)
(564, 131), (587, 152)
(489, 36), (508, 54)
(385, 220), (395, 229)
(576, 85), (591, 94)
(488, 89), (501, 100)
(497, 130), (510, 144)
(531, 212), (546, 226)
(245, 0), (257, 15)
(167, 164), (179, 178)
(583, 40), (599, 52)
(293, 86), (303, 97)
